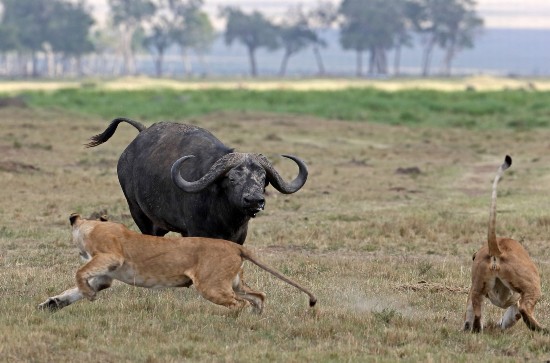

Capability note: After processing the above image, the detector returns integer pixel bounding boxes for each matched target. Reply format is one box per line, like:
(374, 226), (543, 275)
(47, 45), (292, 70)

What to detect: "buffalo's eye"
(228, 170), (244, 183)
(228, 173), (242, 184)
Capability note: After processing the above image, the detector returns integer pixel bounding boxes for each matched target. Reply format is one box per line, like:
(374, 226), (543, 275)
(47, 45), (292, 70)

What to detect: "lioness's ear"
(69, 213), (81, 226)
(99, 215), (108, 222)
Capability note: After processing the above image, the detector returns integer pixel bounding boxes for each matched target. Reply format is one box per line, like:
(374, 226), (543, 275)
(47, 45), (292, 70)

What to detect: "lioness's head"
(69, 213), (81, 226)
(69, 213), (108, 226)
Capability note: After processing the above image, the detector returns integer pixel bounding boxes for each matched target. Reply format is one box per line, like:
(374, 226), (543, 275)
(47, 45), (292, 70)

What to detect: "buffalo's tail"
(85, 118), (146, 148)
(240, 247), (317, 307)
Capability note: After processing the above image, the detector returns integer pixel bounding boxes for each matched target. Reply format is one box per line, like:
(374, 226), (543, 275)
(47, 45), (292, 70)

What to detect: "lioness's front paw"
(38, 297), (67, 311)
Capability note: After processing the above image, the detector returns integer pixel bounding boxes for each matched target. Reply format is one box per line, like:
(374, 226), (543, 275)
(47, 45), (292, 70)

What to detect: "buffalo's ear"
(69, 213), (80, 226)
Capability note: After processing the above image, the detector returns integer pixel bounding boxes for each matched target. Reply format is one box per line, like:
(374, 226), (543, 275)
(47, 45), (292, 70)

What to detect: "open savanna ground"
(1, 85), (550, 361)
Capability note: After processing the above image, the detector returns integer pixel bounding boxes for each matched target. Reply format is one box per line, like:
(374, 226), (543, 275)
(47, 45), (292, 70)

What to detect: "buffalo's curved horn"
(171, 153), (247, 193)
(256, 154), (308, 194)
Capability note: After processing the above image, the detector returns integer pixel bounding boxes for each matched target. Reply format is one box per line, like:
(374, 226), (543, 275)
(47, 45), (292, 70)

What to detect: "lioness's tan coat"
(38, 214), (316, 312)
(463, 155), (546, 333)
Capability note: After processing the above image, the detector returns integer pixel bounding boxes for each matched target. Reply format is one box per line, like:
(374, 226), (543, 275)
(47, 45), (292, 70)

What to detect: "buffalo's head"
(170, 153), (308, 217)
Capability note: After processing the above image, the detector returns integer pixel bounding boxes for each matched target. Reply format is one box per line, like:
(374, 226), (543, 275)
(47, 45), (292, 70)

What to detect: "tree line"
(0, 0), (483, 78)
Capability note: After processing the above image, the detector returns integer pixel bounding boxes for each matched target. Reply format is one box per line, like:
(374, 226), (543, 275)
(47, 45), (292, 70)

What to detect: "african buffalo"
(86, 118), (308, 244)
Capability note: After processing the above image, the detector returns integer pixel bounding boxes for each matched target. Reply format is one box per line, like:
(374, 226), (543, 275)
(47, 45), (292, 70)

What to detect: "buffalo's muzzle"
(244, 196), (265, 217)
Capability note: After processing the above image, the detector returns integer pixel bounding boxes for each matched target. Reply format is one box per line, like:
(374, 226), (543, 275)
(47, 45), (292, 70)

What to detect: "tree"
(108, 0), (156, 75)
(143, 15), (173, 77)
(0, 0), (95, 77)
(47, 1), (95, 76)
(89, 26), (121, 76)
(392, 1), (416, 76)
(303, 1), (337, 75)
(222, 7), (279, 77)
(170, 0), (215, 76)
(0, 21), (17, 76)
(0, 19), (18, 56)
(436, 1), (483, 75)
(0, 0), (51, 76)
(277, 9), (319, 76)
(0, 22), (18, 53)
(408, 0), (483, 76)
(339, 0), (405, 76)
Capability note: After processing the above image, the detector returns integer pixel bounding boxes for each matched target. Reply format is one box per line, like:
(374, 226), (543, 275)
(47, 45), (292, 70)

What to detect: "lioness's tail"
(488, 155), (512, 257)
(85, 118), (146, 148)
(240, 248), (317, 307)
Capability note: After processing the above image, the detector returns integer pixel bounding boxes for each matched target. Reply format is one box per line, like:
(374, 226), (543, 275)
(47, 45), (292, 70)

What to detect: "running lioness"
(463, 155), (546, 333)
(38, 214), (316, 312)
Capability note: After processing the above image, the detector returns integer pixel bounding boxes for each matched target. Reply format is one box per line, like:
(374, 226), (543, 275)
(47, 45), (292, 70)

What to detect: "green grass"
(20, 87), (550, 129)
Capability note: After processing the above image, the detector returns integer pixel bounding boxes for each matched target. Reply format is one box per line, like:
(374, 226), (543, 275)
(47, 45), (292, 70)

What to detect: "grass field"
(1, 82), (550, 361)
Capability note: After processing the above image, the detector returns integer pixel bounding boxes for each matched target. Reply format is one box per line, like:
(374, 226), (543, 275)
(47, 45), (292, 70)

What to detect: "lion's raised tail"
(240, 248), (317, 307)
(85, 118), (146, 148)
(488, 155), (512, 257)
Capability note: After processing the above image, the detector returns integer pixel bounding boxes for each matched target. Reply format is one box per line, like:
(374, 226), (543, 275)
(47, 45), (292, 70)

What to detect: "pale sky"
(87, 0), (550, 29)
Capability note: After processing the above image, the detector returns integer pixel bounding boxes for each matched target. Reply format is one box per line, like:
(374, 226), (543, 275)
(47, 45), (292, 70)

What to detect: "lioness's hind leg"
(519, 293), (544, 332)
(194, 280), (250, 310)
(235, 288), (265, 313)
(464, 291), (484, 332)
(499, 303), (521, 329)
(76, 254), (122, 301)
(233, 274), (265, 313)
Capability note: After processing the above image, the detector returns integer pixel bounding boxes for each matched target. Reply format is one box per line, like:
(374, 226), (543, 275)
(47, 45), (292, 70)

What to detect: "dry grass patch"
(2, 75), (550, 93)
(1, 106), (550, 361)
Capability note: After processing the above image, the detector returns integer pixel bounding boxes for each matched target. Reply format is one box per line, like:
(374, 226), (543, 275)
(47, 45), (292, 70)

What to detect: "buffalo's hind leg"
(125, 199), (169, 236)
(121, 177), (174, 236)
(130, 202), (170, 236)
(130, 208), (171, 236)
